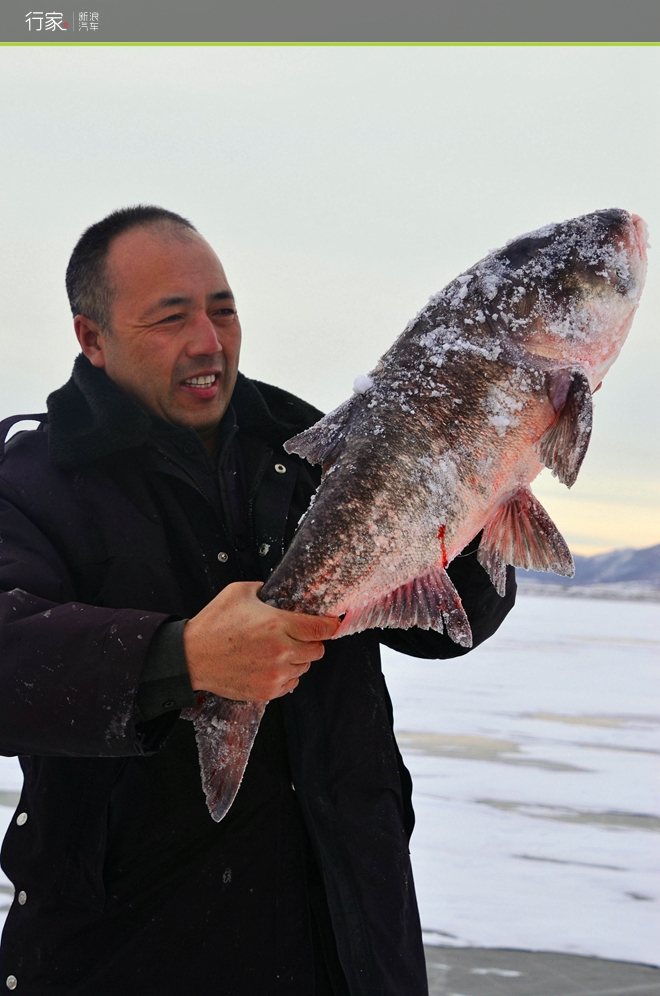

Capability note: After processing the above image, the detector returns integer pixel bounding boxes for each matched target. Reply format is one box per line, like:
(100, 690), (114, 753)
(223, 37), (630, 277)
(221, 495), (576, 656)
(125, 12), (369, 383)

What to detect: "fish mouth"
(631, 213), (650, 259)
(617, 212), (648, 299)
(595, 208), (648, 275)
(560, 209), (647, 301)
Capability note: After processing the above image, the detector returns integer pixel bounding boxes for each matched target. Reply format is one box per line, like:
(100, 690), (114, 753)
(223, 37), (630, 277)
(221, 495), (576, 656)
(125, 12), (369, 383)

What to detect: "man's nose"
(186, 312), (223, 356)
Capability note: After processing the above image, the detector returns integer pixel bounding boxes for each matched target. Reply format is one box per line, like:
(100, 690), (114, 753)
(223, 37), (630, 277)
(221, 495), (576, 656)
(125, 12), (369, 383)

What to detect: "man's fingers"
(185, 582), (339, 701)
(265, 660), (310, 700)
(275, 675), (300, 698)
(287, 641), (325, 665)
(285, 611), (340, 643)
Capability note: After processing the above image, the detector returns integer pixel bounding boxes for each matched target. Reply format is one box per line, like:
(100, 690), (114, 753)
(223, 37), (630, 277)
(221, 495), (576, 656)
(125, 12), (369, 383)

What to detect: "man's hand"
(183, 581), (340, 702)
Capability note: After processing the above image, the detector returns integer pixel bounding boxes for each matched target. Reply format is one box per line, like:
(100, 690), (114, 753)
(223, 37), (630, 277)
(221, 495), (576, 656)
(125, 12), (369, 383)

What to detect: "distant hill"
(516, 543), (660, 602)
(519, 543), (660, 586)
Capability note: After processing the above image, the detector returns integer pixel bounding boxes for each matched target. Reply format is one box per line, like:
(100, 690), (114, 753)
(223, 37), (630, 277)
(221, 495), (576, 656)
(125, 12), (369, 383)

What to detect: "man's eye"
(159, 314), (184, 324)
(214, 308), (237, 320)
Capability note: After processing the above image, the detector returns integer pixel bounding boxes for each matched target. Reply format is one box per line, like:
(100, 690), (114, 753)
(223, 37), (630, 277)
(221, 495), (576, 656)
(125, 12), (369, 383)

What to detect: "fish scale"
(187, 207), (648, 822)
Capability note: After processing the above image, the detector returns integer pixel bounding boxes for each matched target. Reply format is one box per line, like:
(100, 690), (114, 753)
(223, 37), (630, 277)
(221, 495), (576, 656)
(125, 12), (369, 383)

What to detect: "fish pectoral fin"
(533, 367), (593, 488)
(478, 487), (574, 578)
(333, 565), (473, 648)
(181, 695), (267, 823)
(284, 398), (355, 467)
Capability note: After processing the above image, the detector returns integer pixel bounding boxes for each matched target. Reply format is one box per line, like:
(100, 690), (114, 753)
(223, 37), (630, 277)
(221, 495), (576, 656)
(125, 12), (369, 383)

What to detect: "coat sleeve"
(378, 533), (516, 659)
(0, 490), (173, 758)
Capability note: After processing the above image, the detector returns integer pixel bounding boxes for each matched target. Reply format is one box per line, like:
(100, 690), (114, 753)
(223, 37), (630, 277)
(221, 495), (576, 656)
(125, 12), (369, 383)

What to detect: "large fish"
(187, 208), (648, 820)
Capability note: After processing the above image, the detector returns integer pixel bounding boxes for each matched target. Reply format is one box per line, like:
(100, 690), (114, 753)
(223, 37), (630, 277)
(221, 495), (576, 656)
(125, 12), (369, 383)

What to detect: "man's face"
(77, 225), (242, 441)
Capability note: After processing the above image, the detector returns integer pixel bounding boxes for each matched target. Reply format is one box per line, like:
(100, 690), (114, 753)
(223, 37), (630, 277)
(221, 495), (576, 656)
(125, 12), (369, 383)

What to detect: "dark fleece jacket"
(0, 357), (516, 996)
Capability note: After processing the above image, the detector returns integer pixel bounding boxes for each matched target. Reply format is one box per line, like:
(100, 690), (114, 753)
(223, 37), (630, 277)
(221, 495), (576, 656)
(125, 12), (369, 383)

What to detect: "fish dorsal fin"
(333, 564), (473, 648)
(284, 398), (355, 467)
(533, 368), (593, 488)
(478, 487), (574, 586)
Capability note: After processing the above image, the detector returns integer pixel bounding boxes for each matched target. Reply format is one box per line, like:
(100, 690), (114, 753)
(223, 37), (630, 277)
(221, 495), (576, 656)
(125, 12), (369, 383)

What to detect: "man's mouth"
(183, 375), (217, 387)
(180, 373), (220, 398)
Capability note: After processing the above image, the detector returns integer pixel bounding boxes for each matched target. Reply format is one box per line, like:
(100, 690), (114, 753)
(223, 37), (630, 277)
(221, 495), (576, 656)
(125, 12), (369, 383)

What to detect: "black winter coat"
(0, 357), (515, 995)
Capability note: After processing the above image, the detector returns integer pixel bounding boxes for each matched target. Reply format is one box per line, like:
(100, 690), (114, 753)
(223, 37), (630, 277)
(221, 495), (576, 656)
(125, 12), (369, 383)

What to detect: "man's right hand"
(183, 581), (340, 702)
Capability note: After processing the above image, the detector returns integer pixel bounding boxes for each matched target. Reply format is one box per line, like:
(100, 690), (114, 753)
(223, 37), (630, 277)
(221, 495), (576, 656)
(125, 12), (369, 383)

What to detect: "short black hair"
(65, 205), (198, 332)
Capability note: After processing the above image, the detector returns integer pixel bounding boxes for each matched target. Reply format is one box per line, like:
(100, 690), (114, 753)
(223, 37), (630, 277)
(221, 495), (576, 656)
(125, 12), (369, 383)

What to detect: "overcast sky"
(0, 45), (657, 554)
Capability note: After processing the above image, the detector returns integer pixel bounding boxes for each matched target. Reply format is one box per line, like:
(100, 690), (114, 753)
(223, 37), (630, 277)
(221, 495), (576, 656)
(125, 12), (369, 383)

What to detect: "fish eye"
(593, 207), (629, 231)
(500, 232), (557, 270)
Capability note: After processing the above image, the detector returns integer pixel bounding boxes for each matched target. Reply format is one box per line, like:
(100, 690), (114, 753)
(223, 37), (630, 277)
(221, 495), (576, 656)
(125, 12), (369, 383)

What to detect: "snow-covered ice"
(383, 594), (660, 965)
(0, 595), (657, 965)
(0, 758), (24, 922)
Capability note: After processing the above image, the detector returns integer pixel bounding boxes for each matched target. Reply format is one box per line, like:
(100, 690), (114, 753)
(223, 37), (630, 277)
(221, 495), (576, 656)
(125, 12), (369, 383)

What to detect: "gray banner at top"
(4, 0), (660, 43)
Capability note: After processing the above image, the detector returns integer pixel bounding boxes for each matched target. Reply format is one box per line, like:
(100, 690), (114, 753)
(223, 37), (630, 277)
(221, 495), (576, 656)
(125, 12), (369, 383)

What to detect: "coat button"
(6, 977), (17, 990)
(274, 464), (287, 474)
(183, 441), (196, 456)
(258, 544), (270, 557)
(17, 892), (26, 906)
(217, 552), (229, 563)
(16, 813), (27, 826)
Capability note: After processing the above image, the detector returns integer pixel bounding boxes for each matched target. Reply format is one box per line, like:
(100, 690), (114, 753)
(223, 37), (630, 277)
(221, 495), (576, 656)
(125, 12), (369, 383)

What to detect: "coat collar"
(46, 354), (323, 469)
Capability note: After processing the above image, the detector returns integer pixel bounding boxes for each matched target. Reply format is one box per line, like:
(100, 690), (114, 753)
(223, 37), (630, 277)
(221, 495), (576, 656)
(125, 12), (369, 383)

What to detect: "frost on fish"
(353, 374), (374, 395)
(195, 209), (647, 822)
(286, 396), (356, 468)
(181, 694), (266, 822)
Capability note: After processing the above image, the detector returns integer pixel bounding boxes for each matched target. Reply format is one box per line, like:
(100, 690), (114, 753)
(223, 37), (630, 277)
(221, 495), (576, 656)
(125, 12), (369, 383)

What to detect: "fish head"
(465, 209), (648, 390)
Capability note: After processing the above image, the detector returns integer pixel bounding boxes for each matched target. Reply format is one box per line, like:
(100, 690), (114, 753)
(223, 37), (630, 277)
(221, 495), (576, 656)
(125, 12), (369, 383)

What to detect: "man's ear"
(74, 316), (107, 369)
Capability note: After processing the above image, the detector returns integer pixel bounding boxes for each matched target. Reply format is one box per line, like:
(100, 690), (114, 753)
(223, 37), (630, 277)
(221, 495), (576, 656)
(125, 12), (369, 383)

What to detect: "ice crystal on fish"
(353, 374), (374, 394)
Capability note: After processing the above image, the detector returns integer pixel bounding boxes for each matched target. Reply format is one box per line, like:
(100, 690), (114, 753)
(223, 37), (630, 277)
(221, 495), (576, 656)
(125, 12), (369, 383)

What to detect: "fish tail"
(182, 695), (267, 822)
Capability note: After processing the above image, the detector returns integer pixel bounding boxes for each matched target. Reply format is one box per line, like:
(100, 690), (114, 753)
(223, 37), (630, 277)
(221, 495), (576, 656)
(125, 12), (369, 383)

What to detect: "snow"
(383, 594), (660, 965)
(0, 595), (657, 965)
(0, 759), (23, 923)
(352, 374), (373, 394)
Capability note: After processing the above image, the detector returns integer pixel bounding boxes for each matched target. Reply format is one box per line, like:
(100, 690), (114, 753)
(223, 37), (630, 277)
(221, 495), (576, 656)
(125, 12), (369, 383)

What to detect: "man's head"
(68, 206), (242, 444)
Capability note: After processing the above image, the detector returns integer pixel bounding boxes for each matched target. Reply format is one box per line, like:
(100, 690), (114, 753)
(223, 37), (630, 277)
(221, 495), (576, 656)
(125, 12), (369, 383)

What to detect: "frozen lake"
(383, 594), (660, 966)
(0, 594), (658, 965)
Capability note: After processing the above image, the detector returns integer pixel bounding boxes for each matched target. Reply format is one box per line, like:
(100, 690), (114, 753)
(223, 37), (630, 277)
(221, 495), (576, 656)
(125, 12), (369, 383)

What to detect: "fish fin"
(476, 545), (508, 597)
(284, 398), (355, 467)
(534, 368), (593, 488)
(333, 565), (473, 648)
(181, 694), (266, 822)
(479, 487), (574, 577)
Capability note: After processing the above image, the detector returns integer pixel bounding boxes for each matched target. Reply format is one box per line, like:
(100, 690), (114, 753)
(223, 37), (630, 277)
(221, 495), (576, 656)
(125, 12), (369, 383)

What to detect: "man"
(0, 206), (515, 995)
